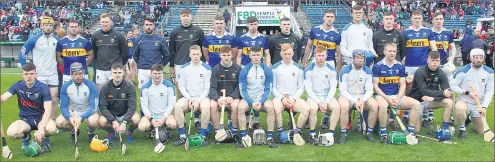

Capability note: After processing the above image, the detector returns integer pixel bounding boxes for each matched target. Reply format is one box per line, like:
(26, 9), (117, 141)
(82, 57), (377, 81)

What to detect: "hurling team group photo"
(0, 0), (494, 161)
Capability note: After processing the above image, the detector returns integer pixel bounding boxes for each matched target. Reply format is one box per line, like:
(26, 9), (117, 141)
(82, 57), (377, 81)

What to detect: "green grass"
(1, 68), (494, 161)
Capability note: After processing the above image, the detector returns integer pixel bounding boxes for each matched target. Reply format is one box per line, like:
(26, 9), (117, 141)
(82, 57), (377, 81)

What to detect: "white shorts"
(38, 75), (59, 87)
(138, 69), (151, 88)
(63, 74), (89, 83)
(311, 59), (335, 68)
(375, 95), (405, 108)
(456, 100), (481, 118)
(95, 69), (112, 85)
(405, 66), (420, 75)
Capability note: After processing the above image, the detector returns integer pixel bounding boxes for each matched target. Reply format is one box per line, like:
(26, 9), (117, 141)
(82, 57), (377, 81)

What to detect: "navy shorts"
(20, 116), (42, 130)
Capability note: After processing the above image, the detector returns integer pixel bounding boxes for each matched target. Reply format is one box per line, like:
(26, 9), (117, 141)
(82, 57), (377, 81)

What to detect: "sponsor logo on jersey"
(121, 93), (126, 99)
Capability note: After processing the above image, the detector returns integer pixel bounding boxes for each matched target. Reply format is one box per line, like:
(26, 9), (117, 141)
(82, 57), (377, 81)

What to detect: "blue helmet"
(436, 125), (451, 141)
(352, 49), (374, 67)
(279, 130), (293, 144)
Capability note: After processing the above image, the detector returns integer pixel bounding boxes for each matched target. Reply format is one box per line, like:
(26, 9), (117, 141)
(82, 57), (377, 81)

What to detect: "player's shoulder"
(363, 65), (373, 74)
(201, 62), (212, 70)
(272, 61), (282, 69)
(27, 33), (43, 43)
(181, 62), (192, 69)
(34, 80), (49, 89)
(82, 79), (97, 87)
(325, 63), (336, 71)
(293, 62), (302, 69)
(141, 80), (153, 89)
(340, 64), (353, 74)
(342, 22), (353, 31)
(206, 32), (215, 37)
(482, 65), (494, 74)
(161, 79), (175, 88)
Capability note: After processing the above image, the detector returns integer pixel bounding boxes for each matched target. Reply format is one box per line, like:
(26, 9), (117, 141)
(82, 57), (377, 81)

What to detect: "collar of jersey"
(407, 26), (428, 32)
(23, 80), (40, 88)
(244, 32), (261, 39)
(432, 27), (448, 34)
(64, 35), (81, 41)
(380, 59), (399, 67)
(211, 30), (230, 37)
(318, 25), (337, 32)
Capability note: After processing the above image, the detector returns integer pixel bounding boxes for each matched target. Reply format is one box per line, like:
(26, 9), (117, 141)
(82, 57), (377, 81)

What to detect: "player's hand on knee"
(226, 97), (233, 104)
(422, 96), (434, 102)
(467, 91), (477, 100)
(218, 97), (226, 105)
(188, 100), (194, 108)
(480, 108), (486, 117)
(253, 102), (261, 111)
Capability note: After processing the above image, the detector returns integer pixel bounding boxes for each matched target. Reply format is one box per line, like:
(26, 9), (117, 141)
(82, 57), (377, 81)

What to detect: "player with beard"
(133, 17), (169, 90)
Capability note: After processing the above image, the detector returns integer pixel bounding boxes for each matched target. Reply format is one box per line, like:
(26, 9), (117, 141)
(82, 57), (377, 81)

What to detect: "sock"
(240, 129), (247, 137)
(2, 137), (7, 146)
(380, 127), (387, 136)
(422, 113), (428, 121)
(194, 112), (200, 119)
(245, 112), (250, 122)
(215, 128), (219, 132)
(310, 129), (316, 136)
(254, 111), (260, 123)
(443, 122), (449, 130)
(227, 115), (232, 124)
(277, 127), (283, 134)
(178, 128), (186, 138)
(389, 112), (395, 122)
(296, 127), (301, 132)
(366, 127), (373, 135)
(323, 114), (329, 122)
(404, 110), (410, 118)
(329, 130), (334, 135)
(87, 127), (95, 134)
(267, 131), (273, 140)
(428, 111), (434, 120)
(459, 125), (466, 131)
(407, 126), (415, 134)
(341, 128), (347, 136)
(200, 128), (208, 137)
(127, 128), (135, 134)
(232, 127), (238, 135)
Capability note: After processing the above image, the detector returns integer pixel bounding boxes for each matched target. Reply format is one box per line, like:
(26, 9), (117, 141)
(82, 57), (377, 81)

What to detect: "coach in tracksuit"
(268, 17), (303, 65)
(133, 17), (169, 89)
(98, 64), (140, 143)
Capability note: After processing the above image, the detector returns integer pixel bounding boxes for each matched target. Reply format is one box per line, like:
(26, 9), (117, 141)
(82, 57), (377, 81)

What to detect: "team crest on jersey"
(189, 34), (194, 39)
(226, 40), (230, 44)
(155, 42), (159, 46)
(232, 73), (236, 78)
(108, 94), (113, 100)
(292, 72), (295, 76)
(396, 69), (399, 74)
(84, 92), (87, 96)
(330, 36), (334, 40)
(260, 76), (264, 79)
(325, 74), (328, 78)
(482, 78), (486, 82)
(111, 38), (115, 43)
(363, 32), (366, 36)
(200, 74), (203, 77)
(53, 42), (56, 46)
(393, 37), (397, 42)
(423, 32), (426, 36)
(258, 41), (262, 45)
(359, 78), (363, 82)
(252, 41), (255, 46)
(434, 77), (438, 82)
(120, 93), (126, 99)
(444, 35), (448, 39)
(79, 42), (83, 46)
(160, 93), (164, 96)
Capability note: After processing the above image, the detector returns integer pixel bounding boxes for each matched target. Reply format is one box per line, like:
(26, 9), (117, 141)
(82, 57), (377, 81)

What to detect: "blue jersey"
(372, 60), (406, 95)
(432, 29), (454, 65)
(202, 31), (237, 67)
(8, 80), (52, 118)
(56, 36), (93, 75)
(237, 33), (269, 66)
(402, 27), (435, 67)
(309, 25), (341, 61)
(127, 37), (135, 59)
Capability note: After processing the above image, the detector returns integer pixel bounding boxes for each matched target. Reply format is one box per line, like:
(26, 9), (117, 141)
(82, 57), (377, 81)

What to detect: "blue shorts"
(20, 116), (42, 130)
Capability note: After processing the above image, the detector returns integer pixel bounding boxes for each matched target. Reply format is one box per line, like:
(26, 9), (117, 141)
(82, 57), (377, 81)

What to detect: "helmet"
(90, 135), (109, 153)
(389, 131), (407, 145)
(220, 130), (235, 143)
(317, 133), (334, 146)
(41, 17), (54, 25)
(157, 126), (169, 144)
(279, 130), (293, 144)
(70, 62), (84, 74)
(441, 62), (456, 74)
(352, 49), (374, 67)
(23, 141), (44, 157)
(435, 125), (451, 141)
(470, 48), (485, 58)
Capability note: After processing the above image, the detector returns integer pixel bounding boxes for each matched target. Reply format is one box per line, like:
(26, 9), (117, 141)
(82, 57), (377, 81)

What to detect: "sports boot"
(459, 130), (467, 139)
(174, 137), (187, 146)
(365, 134), (376, 143)
(266, 138), (278, 148)
(339, 135), (347, 144)
(42, 137), (51, 152)
(21, 134), (30, 149)
(307, 134), (317, 145)
(380, 134), (389, 144)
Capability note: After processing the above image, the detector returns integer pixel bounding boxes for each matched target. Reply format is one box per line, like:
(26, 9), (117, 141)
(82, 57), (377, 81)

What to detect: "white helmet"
(441, 62), (456, 74)
(470, 48), (485, 58)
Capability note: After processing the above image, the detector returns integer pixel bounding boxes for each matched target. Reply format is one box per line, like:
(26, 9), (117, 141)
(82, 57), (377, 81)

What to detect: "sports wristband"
(464, 91), (470, 95)
(122, 120), (128, 125)
(483, 107), (487, 109)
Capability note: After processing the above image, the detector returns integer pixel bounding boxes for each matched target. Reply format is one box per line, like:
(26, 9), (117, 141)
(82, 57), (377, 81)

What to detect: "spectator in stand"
(82, 27), (92, 40)
(451, 9), (457, 20)
(223, 9), (230, 25)
(20, 22), (30, 41)
(0, 26), (8, 41)
(58, 7), (67, 24)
